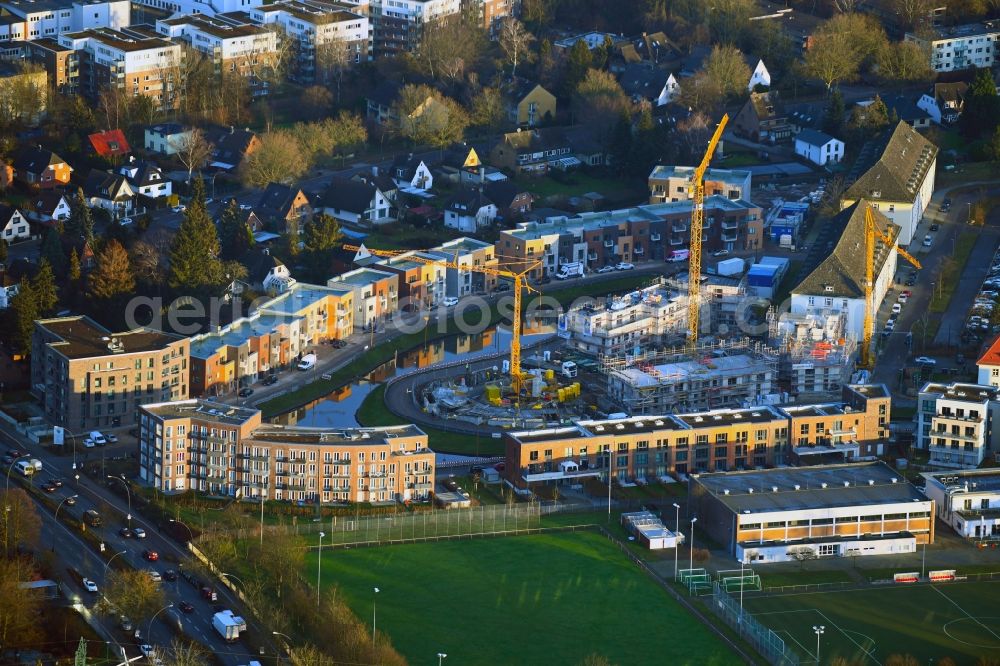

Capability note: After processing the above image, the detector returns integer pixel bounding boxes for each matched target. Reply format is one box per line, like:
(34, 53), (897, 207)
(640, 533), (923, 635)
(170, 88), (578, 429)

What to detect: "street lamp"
(169, 518), (194, 543)
(104, 549), (128, 581)
(147, 604), (174, 645)
(437, 653), (447, 666)
(55, 495), (78, 523)
(372, 586), (380, 645)
(813, 625), (825, 664)
(106, 475), (132, 528)
(689, 516), (698, 574)
(672, 502), (681, 580)
(316, 532), (325, 607)
(273, 631), (293, 665)
(5, 454), (29, 492)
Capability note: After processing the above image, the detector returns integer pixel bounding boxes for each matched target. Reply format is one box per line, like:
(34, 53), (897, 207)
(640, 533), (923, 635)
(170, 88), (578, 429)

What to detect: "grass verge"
(929, 230), (977, 313)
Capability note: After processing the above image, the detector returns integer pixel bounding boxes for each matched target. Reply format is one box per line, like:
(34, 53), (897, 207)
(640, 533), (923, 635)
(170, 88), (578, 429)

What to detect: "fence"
(759, 580), (856, 595)
(707, 582), (801, 666)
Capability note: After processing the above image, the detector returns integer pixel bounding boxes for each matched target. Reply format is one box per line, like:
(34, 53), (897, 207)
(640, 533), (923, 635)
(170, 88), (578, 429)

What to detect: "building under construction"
(769, 311), (858, 400)
(600, 338), (780, 415)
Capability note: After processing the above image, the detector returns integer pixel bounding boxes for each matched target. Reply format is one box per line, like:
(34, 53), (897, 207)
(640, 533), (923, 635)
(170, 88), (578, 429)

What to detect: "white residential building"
(747, 58), (770, 90)
(144, 123), (192, 155)
(923, 469), (1000, 540)
(916, 382), (1000, 469)
(978, 337), (1000, 388)
(0, 205), (29, 241)
(905, 20), (999, 73)
(916, 82), (968, 126)
(0, 0), (128, 41)
(794, 129), (844, 166)
(368, 0), (460, 56)
(132, 0), (260, 18)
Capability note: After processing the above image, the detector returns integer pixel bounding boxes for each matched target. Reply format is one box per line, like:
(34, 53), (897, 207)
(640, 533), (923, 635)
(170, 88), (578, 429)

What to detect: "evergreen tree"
(66, 189), (94, 246)
(960, 68), (1000, 138)
(32, 259), (58, 315)
(563, 40), (592, 97)
(610, 111), (633, 175)
(0, 239), (7, 264)
(88, 240), (135, 301)
(10, 279), (37, 355)
(40, 226), (66, 277)
(68, 248), (81, 283)
(218, 199), (253, 261)
(168, 177), (223, 294)
(822, 89), (845, 136)
(304, 214), (343, 281)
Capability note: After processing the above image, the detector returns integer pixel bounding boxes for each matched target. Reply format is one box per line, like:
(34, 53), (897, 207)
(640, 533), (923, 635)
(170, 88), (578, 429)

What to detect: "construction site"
(599, 338), (781, 415)
(768, 310), (859, 400)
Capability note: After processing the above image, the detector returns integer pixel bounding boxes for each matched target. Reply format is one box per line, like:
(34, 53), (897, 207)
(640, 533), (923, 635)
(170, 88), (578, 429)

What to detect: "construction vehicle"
(342, 244), (541, 392)
(688, 113), (730, 344)
(861, 204), (921, 368)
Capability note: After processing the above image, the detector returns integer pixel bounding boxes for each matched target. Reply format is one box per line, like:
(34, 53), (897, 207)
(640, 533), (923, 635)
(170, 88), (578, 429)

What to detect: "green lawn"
(515, 172), (647, 203)
(929, 231), (977, 313)
(307, 531), (740, 666)
(744, 580), (1000, 664)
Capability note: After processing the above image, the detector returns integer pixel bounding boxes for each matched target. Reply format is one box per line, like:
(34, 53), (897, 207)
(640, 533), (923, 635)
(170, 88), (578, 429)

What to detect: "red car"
(142, 550), (159, 561)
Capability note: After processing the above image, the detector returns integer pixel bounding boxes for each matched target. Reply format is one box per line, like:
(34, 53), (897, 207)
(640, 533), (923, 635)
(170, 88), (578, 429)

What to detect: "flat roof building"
(922, 469), (1000, 540)
(916, 382), (1000, 469)
(692, 461), (934, 563)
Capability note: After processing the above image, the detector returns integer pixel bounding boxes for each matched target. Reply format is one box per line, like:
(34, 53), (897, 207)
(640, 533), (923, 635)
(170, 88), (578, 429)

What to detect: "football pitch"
(306, 530), (740, 665)
(743, 580), (1000, 664)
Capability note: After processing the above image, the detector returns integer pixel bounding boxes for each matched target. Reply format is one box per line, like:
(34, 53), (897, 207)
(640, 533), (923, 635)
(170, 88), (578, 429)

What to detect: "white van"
(561, 361), (578, 378)
(90, 431), (107, 446)
(15, 460), (35, 476)
(297, 353), (317, 371)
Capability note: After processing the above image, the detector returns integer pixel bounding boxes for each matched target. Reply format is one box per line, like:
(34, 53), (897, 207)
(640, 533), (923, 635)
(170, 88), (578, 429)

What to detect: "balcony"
(669, 236), (684, 246)
(672, 223), (687, 233)
(634, 246), (644, 255)
(722, 220), (740, 231)
(603, 240), (615, 248)
(650, 233), (661, 242)
(722, 232), (739, 243)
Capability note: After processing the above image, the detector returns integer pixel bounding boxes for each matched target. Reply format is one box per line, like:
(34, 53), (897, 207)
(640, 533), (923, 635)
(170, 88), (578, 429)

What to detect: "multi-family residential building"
(137, 399), (435, 503)
(58, 27), (183, 107)
(132, 0), (261, 18)
(249, 0), (369, 84)
(189, 282), (354, 396)
(840, 121), (937, 246)
(373, 252), (447, 310)
(503, 384), (891, 490)
(647, 166), (751, 204)
(427, 237), (497, 297)
(31, 316), (189, 430)
(327, 266), (399, 329)
(489, 127), (574, 175)
(0, 0), (129, 42)
(791, 201), (899, 340)
(916, 82), (968, 126)
(916, 382), (1000, 469)
(905, 21), (998, 72)
(504, 80), (556, 127)
(977, 337), (1000, 388)
(22, 38), (76, 93)
(497, 197), (763, 278)
(922, 469), (1000, 540)
(693, 462), (934, 563)
(464, 0), (518, 32)
(367, 0), (460, 57)
(144, 123), (192, 155)
(156, 14), (278, 97)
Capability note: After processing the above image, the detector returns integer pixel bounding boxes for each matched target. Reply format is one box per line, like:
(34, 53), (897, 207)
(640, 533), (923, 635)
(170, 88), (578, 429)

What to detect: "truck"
(212, 610), (246, 642)
(296, 353), (317, 371)
(667, 249), (690, 263)
(561, 361), (578, 378)
(717, 257), (745, 277)
(554, 262), (584, 280)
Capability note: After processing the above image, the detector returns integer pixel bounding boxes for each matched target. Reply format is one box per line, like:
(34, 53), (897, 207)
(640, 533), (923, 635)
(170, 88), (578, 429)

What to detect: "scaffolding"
(599, 338), (780, 415)
(771, 311), (858, 400)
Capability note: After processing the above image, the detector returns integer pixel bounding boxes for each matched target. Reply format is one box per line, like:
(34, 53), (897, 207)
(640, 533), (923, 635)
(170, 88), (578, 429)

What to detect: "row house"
(497, 196), (763, 277)
(138, 400), (435, 503)
(374, 252), (447, 311)
(249, 0), (369, 84)
(427, 237), (497, 298)
(327, 266), (399, 330)
(188, 282), (354, 396)
(58, 27), (184, 107)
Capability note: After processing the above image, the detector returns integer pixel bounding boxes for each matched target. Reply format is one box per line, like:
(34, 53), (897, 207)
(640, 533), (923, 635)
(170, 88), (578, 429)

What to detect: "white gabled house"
(391, 155), (434, 191)
(119, 160), (171, 199)
(0, 205), (29, 241)
(26, 191), (71, 225)
(444, 190), (497, 233)
(748, 58), (771, 91)
(317, 178), (392, 227)
(794, 129), (845, 166)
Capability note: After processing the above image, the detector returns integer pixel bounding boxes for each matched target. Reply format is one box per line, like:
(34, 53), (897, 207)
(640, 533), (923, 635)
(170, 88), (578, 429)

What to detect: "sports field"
(744, 580), (1000, 664)
(306, 531), (740, 665)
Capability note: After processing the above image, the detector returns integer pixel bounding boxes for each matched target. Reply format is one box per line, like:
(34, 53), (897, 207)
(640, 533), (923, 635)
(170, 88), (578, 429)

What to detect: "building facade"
(138, 400), (435, 503)
(31, 316), (189, 430)
(327, 266), (400, 329)
(368, 0), (460, 57)
(916, 382), (1000, 469)
(647, 166), (751, 204)
(905, 21), (998, 72)
(922, 469), (1000, 540)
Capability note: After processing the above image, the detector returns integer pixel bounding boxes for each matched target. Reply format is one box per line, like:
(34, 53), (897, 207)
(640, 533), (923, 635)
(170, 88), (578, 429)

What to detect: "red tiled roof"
(979, 337), (1000, 367)
(88, 129), (131, 158)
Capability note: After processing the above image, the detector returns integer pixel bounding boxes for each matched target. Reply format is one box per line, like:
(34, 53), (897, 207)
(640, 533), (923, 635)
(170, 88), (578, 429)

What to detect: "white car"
(615, 262), (635, 271)
(148, 571), (162, 583)
(171, 205), (186, 213)
(83, 438), (95, 448)
(133, 528), (147, 539)
(442, 296), (459, 307)
(139, 645), (155, 658)
(119, 217), (133, 226)
(915, 356), (937, 365)
(107, 434), (118, 443)
(712, 250), (730, 257)
(884, 319), (895, 330)
(922, 235), (933, 247)
(597, 265), (615, 274)
(891, 303), (902, 314)
(82, 578), (98, 593)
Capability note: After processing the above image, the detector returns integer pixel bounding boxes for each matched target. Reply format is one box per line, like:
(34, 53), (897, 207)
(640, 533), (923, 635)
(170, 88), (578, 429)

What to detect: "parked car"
(148, 571), (162, 583)
(442, 296), (459, 307)
(891, 303), (902, 314)
(120, 616), (133, 632)
(898, 294), (908, 304)
(171, 205), (186, 213)
(922, 235), (933, 247)
(930, 224), (940, 232)
(140, 645), (155, 658)
(262, 375), (279, 386)
(83, 438), (95, 448)
(915, 356), (937, 365)
(597, 265), (615, 274)
(238, 388), (254, 398)
(712, 250), (730, 257)
(119, 217), (133, 226)
(107, 434), (118, 444)
(615, 262), (635, 271)
(239, 203), (253, 211)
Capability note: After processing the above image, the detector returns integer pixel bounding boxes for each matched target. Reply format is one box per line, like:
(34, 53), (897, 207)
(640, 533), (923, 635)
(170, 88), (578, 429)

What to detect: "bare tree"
(498, 18), (535, 79)
(893, 0), (938, 30)
(0, 489), (40, 557)
(98, 84), (128, 130)
(315, 37), (352, 103)
(701, 45), (752, 99)
(418, 16), (484, 81)
(161, 639), (209, 666)
(170, 128), (214, 183)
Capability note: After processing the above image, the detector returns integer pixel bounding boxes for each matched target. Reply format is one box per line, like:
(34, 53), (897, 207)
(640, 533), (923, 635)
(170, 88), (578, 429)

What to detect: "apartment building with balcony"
(916, 382), (1000, 469)
(189, 282), (354, 396)
(905, 20), (998, 72)
(31, 316), (189, 430)
(58, 26), (183, 106)
(327, 266), (399, 329)
(367, 0), (459, 57)
(497, 197), (763, 278)
(138, 399), (435, 503)
(373, 252), (446, 310)
(249, 0), (369, 84)
(647, 166), (751, 204)
(0, 0), (128, 42)
(503, 384), (890, 490)
(692, 462), (934, 564)
(156, 14), (278, 97)
(427, 237), (497, 298)
(922, 469), (1000, 540)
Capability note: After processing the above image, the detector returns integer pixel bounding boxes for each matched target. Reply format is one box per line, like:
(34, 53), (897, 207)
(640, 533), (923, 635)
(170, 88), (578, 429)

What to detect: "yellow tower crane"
(861, 204), (922, 368)
(342, 244), (542, 391)
(688, 113), (730, 344)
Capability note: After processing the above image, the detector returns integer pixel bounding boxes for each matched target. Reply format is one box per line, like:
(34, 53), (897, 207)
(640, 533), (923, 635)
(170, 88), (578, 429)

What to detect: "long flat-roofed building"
(692, 461), (934, 563)
(138, 399), (434, 503)
(31, 316), (189, 430)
